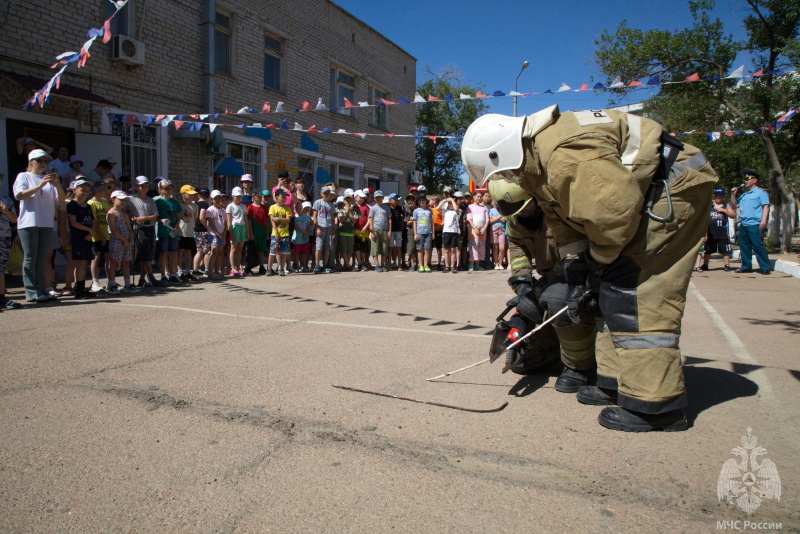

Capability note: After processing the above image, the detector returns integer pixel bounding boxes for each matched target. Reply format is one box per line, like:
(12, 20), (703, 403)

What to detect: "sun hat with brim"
(28, 149), (51, 161)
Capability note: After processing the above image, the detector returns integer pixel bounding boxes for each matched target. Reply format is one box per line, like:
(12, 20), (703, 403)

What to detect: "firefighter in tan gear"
(497, 182), (600, 390)
(463, 105), (717, 432)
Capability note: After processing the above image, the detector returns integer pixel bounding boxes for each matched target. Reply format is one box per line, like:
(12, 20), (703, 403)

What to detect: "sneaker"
(410, 265), (418, 272)
(192, 270), (204, 276)
(360, 265), (369, 272)
(90, 282), (104, 293)
(266, 269), (276, 276)
(125, 285), (141, 293)
(324, 267), (334, 273)
(278, 268), (286, 276)
(313, 266), (322, 274)
(476, 266), (485, 271)
(468, 265), (474, 272)
(257, 266), (267, 275)
(442, 267), (450, 273)
(106, 285), (121, 295)
(723, 265), (731, 272)
(47, 290), (60, 300)
(699, 264), (709, 271)
(36, 295), (50, 303)
(3, 299), (23, 310)
(169, 276), (182, 285)
(451, 267), (457, 273)
(62, 287), (74, 296)
(185, 272), (198, 281)
(179, 273), (189, 281)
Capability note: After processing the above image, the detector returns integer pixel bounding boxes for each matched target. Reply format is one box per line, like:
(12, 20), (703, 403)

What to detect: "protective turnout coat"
(518, 105), (718, 413)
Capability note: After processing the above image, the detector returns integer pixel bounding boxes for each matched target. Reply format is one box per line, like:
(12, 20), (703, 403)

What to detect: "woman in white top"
(12, 149), (65, 302)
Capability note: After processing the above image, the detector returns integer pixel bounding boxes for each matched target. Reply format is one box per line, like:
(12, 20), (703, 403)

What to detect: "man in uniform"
(462, 106), (718, 432)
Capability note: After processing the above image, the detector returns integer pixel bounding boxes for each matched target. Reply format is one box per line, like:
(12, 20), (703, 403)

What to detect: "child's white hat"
(301, 201), (312, 209)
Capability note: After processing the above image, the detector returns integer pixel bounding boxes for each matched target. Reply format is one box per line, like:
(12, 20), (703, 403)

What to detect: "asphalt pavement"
(1, 259), (798, 533)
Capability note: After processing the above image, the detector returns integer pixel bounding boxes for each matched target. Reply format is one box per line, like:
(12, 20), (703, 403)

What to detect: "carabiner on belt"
(645, 179), (674, 222)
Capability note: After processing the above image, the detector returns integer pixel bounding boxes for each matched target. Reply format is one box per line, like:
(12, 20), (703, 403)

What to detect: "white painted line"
(688, 282), (774, 398)
(112, 303), (491, 339)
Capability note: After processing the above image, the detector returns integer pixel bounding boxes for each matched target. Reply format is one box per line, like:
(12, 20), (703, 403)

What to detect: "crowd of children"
(1, 165), (511, 306)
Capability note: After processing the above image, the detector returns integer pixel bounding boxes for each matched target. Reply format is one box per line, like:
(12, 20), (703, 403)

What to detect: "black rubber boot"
(598, 407), (688, 432)
(577, 385), (618, 406)
(554, 367), (596, 393)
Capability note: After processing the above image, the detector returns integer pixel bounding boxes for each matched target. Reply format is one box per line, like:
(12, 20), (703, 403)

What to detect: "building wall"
(0, 0), (416, 196)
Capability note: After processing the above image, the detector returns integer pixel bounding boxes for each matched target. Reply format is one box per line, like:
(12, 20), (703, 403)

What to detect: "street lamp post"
(513, 61), (530, 117)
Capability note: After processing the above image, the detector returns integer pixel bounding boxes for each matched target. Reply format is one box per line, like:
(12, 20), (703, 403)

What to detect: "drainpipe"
(202, 0), (215, 113)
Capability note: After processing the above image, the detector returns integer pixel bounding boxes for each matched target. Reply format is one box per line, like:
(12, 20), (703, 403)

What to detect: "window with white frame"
(215, 141), (261, 193)
(263, 34), (282, 91)
(104, 1), (133, 36)
(369, 85), (389, 129)
(215, 10), (232, 75)
(111, 122), (159, 181)
(330, 67), (356, 118)
(330, 163), (356, 193)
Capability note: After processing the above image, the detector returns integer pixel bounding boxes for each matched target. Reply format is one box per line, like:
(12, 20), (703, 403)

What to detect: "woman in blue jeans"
(12, 149), (65, 303)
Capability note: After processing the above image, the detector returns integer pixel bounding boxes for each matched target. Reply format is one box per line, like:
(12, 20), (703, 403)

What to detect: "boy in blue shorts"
(413, 195), (433, 272)
(269, 189), (293, 276)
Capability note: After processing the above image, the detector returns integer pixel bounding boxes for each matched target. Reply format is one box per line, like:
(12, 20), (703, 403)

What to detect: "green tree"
(595, 0), (800, 251)
(415, 68), (488, 193)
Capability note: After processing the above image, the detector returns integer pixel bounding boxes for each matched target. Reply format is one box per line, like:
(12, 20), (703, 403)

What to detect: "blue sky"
(334, 0), (754, 116)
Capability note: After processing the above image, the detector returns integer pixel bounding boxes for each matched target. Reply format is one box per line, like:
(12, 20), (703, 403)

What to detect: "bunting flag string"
(106, 103), (799, 143)
(23, 0), (128, 110)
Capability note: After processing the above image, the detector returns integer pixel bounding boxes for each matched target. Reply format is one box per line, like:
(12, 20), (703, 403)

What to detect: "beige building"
(1, 0), (417, 198)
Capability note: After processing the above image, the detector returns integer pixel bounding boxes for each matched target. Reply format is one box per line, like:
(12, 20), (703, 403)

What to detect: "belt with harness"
(645, 131), (709, 222)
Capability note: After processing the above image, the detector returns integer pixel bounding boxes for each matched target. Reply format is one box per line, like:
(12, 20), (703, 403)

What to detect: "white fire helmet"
(461, 114), (525, 187)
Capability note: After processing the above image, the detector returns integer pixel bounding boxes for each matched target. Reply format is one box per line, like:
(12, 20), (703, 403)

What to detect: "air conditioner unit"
(112, 35), (145, 67)
(409, 170), (422, 184)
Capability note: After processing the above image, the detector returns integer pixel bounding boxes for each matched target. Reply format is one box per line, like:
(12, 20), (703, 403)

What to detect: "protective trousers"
(596, 151), (716, 414)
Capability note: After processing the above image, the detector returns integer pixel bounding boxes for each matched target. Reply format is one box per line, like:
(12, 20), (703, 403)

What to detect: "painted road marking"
(688, 282), (774, 399)
(112, 303), (491, 339)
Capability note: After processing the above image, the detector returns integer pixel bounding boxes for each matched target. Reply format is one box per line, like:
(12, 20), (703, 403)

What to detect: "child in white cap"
(106, 190), (139, 293)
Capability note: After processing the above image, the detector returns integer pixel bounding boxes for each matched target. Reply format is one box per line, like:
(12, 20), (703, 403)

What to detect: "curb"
(731, 250), (800, 278)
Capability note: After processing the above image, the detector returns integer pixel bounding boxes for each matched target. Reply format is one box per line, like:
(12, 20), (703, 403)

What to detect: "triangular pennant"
(275, 101), (285, 112)
(492, 90), (506, 97)
(578, 83), (589, 91)
(726, 65), (745, 78)
(322, 128), (332, 133)
(209, 124), (218, 132)
(336, 129), (348, 134)
(265, 123), (277, 129)
(279, 119), (288, 129)
(293, 122), (304, 130)
(102, 19), (112, 43)
(380, 97), (396, 105)
(262, 102), (271, 113)
(383, 133), (395, 138)
(413, 92), (426, 103)
(475, 91), (488, 98)
(751, 69), (764, 77)
(459, 93), (472, 99)
(343, 98), (356, 108)
(428, 95), (441, 102)
(444, 93), (454, 101)
(398, 97), (411, 104)
(173, 120), (184, 130)
(593, 82), (605, 89)
(308, 125), (319, 132)
(556, 83), (571, 92)
(646, 75), (661, 86)
(608, 76), (625, 88)
(316, 98), (327, 110)
(426, 136), (438, 143)
(358, 101), (370, 107)
(353, 133), (366, 139)
(628, 80), (643, 87)
(237, 106), (250, 114)
(684, 73), (701, 82)
(301, 101), (313, 111)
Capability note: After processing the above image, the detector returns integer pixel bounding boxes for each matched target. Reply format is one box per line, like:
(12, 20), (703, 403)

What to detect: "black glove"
(507, 274), (533, 298)
(562, 254), (591, 324)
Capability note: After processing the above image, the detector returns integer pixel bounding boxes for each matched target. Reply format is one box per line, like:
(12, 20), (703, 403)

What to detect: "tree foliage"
(595, 0), (800, 251)
(415, 67), (488, 193)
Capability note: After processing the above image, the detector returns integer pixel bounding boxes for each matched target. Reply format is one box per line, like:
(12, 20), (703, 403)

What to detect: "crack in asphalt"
(60, 375), (790, 528)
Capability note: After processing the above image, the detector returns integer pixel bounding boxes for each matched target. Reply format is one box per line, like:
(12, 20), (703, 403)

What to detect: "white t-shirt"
(12, 172), (59, 229)
(226, 202), (247, 225)
(179, 201), (199, 238)
(442, 208), (460, 234)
